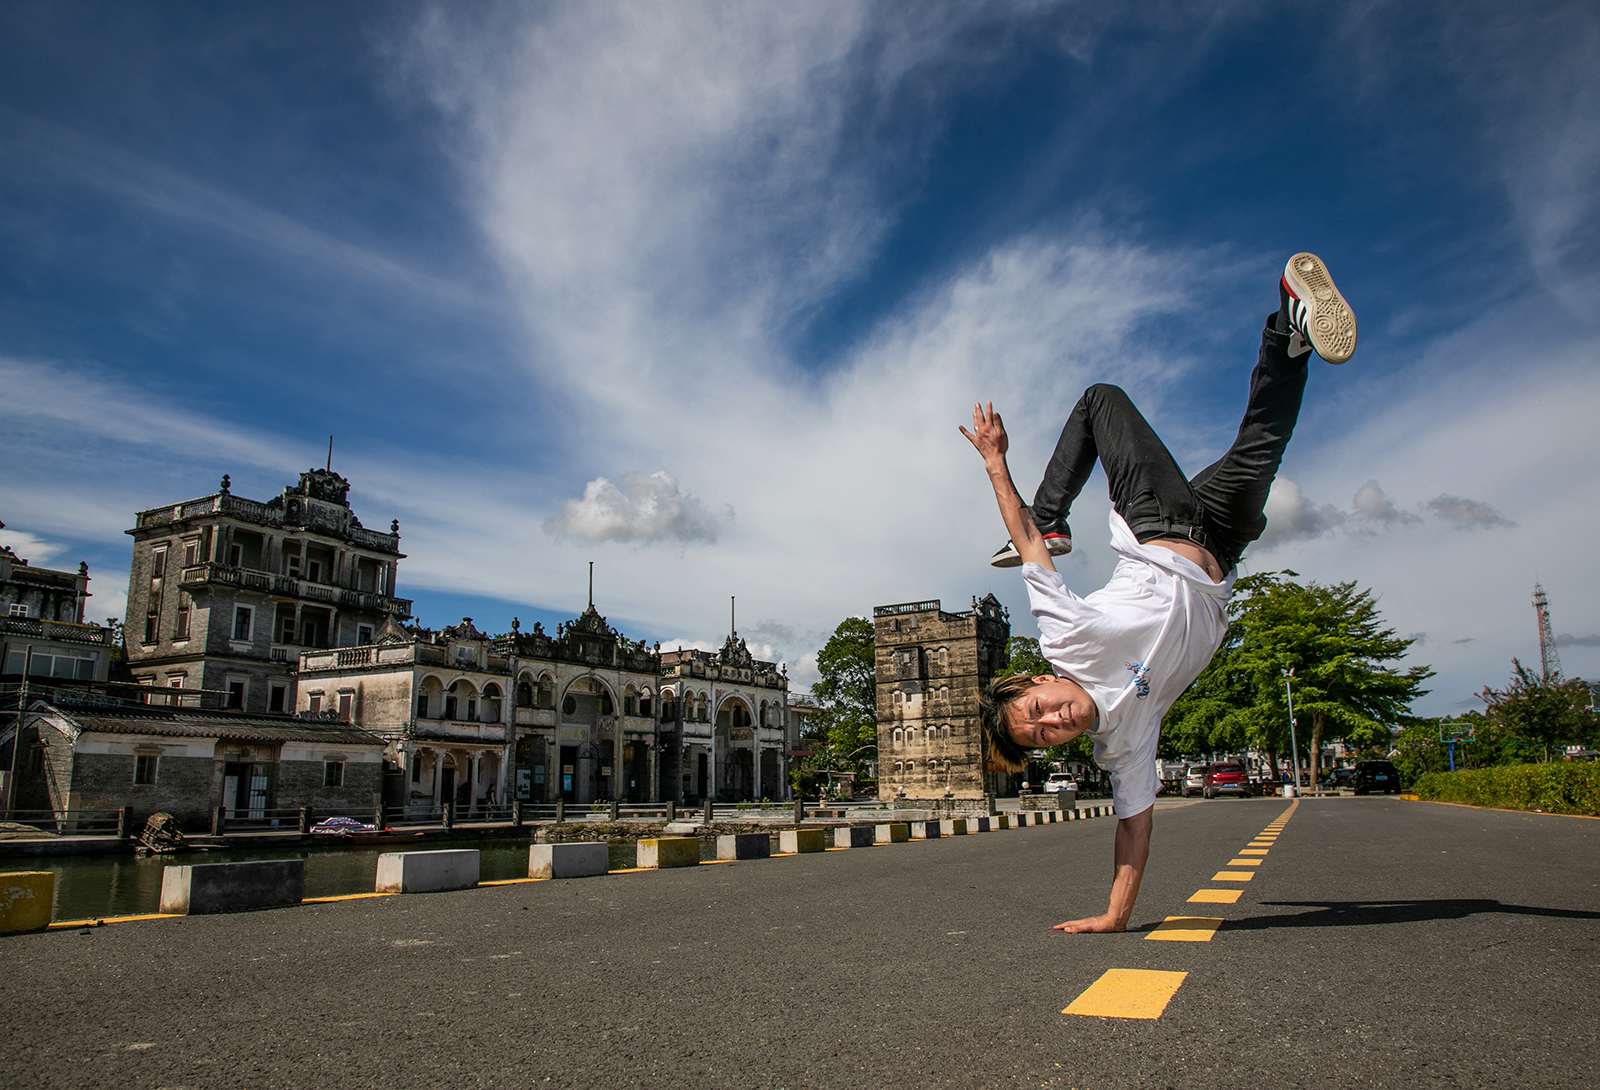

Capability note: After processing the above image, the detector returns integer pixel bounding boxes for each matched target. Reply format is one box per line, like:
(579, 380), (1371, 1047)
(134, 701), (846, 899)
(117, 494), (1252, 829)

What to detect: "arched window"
(482, 683), (503, 723)
(640, 688), (652, 718)
(892, 691), (903, 705)
(516, 680), (534, 708)
(941, 725), (951, 740)
(698, 695), (709, 723)
(624, 685), (638, 716)
(893, 728), (904, 745)
(599, 690), (614, 716)
(938, 647), (948, 667)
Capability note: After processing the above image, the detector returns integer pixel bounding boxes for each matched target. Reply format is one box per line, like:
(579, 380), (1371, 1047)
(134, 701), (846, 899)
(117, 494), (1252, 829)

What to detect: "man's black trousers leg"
(1030, 317), (1307, 571)
(1030, 385), (1201, 542)
(1187, 320), (1308, 570)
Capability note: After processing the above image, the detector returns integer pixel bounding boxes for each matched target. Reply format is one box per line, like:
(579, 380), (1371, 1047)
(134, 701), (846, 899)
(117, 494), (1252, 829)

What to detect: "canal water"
(21, 838), (665, 922)
(17, 833), (772, 922)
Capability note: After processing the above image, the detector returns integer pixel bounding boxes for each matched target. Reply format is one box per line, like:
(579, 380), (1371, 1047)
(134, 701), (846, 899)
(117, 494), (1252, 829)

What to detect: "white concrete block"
(376, 849), (480, 894)
(529, 842), (608, 880)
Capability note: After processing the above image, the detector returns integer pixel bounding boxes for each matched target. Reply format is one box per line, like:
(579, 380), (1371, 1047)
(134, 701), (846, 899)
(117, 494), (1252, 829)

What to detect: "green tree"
(811, 616), (877, 774)
(1480, 660), (1600, 762)
(1163, 572), (1433, 779)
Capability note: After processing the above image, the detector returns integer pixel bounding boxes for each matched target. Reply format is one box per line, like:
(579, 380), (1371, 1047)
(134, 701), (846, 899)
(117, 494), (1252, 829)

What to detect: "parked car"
(1180, 766), (1206, 797)
(1044, 773), (1078, 794)
(1322, 767), (1357, 790)
(1353, 759), (1402, 795)
(1203, 762), (1252, 799)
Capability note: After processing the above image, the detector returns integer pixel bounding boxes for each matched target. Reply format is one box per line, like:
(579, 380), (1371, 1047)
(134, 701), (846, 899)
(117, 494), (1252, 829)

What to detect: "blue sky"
(1, 1), (1596, 711)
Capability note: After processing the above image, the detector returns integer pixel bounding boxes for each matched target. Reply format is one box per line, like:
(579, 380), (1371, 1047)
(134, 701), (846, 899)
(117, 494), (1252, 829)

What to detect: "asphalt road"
(3, 797), (1596, 1090)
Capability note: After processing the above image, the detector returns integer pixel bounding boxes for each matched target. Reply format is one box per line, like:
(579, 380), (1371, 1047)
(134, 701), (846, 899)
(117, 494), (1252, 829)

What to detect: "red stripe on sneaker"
(1280, 275), (1299, 300)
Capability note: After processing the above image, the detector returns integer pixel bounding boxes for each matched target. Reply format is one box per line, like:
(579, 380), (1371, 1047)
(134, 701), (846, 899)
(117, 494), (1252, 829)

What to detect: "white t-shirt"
(1022, 511), (1236, 818)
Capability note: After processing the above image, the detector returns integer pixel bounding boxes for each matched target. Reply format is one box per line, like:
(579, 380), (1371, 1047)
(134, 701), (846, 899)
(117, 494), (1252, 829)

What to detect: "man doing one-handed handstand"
(960, 253), (1357, 934)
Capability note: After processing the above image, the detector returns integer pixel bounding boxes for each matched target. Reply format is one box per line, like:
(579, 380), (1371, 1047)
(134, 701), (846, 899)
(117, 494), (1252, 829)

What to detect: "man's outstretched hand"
(1053, 914), (1126, 934)
(959, 401), (1009, 465)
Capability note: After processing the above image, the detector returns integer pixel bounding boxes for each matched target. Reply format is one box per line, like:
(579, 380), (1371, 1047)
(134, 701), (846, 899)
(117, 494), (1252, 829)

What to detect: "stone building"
(1, 539), (114, 685)
(18, 699), (386, 825)
(659, 635), (793, 803)
(874, 594), (1011, 802)
(296, 605), (665, 810)
(123, 469), (410, 714)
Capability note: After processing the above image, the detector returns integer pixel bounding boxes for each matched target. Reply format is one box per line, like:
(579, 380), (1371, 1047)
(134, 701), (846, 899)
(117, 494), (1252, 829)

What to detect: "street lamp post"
(1283, 668), (1302, 795)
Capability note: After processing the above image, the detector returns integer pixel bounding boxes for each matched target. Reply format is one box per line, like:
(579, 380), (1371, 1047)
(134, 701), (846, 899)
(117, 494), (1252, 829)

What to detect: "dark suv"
(1203, 762), (1252, 799)
(1352, 760), (1401, 795)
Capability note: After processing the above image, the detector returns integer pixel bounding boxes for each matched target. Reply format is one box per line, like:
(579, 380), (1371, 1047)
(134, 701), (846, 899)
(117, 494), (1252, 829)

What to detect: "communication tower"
(1532, 581), (1562, 681)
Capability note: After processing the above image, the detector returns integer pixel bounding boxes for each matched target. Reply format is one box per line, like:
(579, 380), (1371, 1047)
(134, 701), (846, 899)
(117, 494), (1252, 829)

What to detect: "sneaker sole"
(1283, 252), (1357, 364)
(990, 550), (1023, 569)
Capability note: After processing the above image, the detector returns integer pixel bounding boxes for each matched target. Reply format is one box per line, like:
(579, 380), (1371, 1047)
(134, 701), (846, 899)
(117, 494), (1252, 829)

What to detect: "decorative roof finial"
(220, 474), (231, 495)
(391, 519), (399, 534)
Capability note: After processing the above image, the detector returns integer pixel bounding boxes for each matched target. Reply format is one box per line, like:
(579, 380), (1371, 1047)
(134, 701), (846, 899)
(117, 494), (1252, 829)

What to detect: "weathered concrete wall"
(71, 751), (216, 822)
(0, 871), (54, 932)
(275, 756), (383, 814)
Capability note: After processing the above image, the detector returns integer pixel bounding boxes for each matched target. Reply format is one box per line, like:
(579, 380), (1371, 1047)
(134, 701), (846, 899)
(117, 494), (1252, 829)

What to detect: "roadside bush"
(1412, 762), (1600, 816)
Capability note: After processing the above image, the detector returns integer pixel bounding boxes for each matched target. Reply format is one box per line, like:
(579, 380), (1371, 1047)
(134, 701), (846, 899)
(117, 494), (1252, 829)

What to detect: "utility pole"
(5, 646), (32, 817)
(1284, 668), (1302, 795)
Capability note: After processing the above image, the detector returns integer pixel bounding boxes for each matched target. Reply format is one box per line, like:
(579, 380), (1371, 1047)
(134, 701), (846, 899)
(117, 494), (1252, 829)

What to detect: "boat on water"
(308, 816), (424, 846)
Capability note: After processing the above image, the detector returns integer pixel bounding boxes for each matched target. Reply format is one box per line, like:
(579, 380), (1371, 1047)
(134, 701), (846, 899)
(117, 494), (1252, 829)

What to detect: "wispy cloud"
(0, 106), (481, 310)
(1422, 494), (1515, 530)
(1556, 633), (1600, 648)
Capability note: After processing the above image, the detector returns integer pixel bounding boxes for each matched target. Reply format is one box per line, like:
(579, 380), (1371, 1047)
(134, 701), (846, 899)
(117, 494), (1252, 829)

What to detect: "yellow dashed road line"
(1187, 889), (1242, 904)
(1063, 969), (1188, 1019)
(1211, 870), (1253, 882)
(1145, 916), (1224, 941)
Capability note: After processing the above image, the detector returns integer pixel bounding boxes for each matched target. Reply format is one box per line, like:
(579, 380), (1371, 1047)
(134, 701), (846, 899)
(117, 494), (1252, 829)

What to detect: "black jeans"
(1030, 317), (1307, 574)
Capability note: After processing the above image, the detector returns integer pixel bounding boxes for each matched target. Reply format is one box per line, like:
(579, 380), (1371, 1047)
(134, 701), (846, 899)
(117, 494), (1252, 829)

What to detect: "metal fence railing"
(1, 807), (126, 837)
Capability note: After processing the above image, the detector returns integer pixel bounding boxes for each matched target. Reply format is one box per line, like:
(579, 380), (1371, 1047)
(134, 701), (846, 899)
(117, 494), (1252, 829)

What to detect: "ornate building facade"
(874, 594), (1011, 801)
(294, 611), (795, 807)
(1, 538), (114, 685)
(123, 470), (410, 714)
(659, 636), (793, 803)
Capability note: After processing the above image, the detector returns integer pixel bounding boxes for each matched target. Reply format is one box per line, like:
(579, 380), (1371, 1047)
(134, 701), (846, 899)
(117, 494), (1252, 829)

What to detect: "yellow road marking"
(1063, 969), (1188, 1019)
(1248, 840), (1273, 846)
(1188, 889), (1242, 904)
(48, 913), (182, 929)
(1145, 916), (1223, 942)
(1227, 858), (1263, 866)
(479, 878), (541, 886)
(1211, 870), (1253, 881)
(1238, 848), (1268, 855)
(303, 892), (397, 903)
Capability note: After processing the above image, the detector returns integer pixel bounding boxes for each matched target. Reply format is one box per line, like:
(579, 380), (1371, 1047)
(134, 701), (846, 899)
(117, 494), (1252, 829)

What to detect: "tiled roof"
(36, 703), (385, 746)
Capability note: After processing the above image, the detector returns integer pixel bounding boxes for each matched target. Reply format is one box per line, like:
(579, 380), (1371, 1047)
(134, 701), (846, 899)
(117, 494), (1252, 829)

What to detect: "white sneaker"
(1281, 252), (1357, 364)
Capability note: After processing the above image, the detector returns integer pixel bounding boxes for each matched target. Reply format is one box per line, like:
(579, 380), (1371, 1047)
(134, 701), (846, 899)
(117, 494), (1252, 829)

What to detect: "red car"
(1202, 762), (1252, 799)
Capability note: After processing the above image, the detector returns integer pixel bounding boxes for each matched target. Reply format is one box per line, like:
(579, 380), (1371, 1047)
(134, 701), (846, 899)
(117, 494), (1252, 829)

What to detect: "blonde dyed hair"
(979, 673), (1040, 771)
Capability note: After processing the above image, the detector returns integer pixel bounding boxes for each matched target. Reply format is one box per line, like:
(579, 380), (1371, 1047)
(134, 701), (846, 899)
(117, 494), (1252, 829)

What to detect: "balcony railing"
(179, 562), (411, 616)
(136, 492), (402, 554)
(0, 617), (113, 646)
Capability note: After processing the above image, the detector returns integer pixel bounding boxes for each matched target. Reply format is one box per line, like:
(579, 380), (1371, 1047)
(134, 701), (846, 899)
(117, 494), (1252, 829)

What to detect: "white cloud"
(1257, 478), (1346, 545)
(1351, 480), (1418, 525)
(0, 528), (63, 566)
(1421, 493), (1515, 530)
(544, 471), (720, 545)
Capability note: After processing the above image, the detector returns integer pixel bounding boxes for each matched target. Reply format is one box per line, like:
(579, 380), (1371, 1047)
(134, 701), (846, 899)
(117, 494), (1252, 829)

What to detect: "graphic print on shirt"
(1124, 661), (1151, 700)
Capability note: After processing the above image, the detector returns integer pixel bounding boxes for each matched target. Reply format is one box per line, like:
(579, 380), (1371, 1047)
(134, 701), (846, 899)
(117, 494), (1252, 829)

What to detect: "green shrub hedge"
(1412, 762), (1600, 816)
